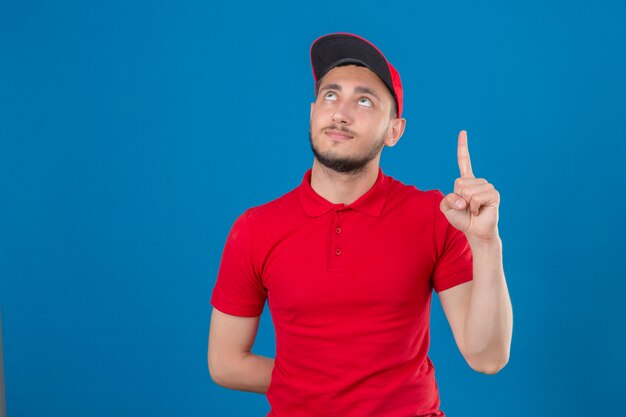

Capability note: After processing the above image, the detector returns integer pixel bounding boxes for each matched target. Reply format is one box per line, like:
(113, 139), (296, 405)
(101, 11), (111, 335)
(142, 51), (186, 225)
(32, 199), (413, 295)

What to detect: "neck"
(310, 158), (380, 205)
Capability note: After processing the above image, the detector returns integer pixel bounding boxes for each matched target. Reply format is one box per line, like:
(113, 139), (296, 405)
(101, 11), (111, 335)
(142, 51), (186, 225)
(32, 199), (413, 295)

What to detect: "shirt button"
(336, 227), (342, 234)
(335, 248), (342, 256)
(336, 209), (343, 214)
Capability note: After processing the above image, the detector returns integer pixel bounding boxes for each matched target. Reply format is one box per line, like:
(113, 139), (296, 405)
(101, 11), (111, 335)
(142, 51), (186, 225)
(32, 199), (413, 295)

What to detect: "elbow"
(471, 359), (508, 375)
(466, 351), (510, 375)
(209, 372), (228, 388)
(208, 353), (227, 387)
(208, 357), (218, 383)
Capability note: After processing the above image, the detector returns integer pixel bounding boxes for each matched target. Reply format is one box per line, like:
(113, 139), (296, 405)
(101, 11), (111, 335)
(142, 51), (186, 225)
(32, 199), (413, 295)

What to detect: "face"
(309, 65), (405, 175)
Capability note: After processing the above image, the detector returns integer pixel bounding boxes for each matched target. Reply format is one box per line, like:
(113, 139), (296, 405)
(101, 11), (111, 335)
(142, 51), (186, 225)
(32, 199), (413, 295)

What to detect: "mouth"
(325, 129), (354, 141)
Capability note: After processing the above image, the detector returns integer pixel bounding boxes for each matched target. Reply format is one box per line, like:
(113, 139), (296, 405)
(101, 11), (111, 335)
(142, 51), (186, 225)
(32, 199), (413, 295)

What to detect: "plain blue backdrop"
(1, 1), (625, 416)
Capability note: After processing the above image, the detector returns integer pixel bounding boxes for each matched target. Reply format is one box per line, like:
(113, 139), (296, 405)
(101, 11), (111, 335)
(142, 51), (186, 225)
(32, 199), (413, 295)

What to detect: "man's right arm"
(207, 307), (274, 394)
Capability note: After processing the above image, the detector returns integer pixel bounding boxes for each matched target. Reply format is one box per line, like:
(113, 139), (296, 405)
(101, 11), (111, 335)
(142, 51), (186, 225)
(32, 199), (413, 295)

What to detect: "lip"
(325, 129), (353, 141)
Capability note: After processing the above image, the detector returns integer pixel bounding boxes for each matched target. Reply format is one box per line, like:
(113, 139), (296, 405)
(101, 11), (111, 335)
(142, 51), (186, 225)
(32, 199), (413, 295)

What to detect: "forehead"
(320, 65), (392, 101)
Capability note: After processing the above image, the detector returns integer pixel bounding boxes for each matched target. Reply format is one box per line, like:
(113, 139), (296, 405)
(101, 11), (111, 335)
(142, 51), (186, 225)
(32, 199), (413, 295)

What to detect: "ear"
(310, 102), (315, 122)
(384, 117), (407, 147)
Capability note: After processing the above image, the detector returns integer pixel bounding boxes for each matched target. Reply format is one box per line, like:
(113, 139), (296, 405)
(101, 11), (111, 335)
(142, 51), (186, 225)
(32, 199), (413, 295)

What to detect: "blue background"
(1, 1), (625, 416)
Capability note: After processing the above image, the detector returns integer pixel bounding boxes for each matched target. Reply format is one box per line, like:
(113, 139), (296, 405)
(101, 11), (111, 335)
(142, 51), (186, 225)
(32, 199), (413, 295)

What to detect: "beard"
(308, 126), (387, 175)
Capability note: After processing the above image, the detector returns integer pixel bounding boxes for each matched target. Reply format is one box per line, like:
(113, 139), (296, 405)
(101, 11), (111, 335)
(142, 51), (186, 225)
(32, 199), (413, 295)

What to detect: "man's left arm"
(438, 130), (513, 375)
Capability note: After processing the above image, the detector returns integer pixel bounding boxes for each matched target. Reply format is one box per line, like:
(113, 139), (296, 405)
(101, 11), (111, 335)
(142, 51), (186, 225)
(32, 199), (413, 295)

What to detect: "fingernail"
(455, 200), (464, 208)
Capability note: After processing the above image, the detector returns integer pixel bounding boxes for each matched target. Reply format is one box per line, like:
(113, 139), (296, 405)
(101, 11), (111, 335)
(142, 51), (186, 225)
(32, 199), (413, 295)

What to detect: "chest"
(262, 210), (436, 317)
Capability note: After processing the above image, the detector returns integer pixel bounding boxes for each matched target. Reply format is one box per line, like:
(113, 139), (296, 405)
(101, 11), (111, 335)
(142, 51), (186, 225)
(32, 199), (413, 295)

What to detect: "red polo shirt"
(210, 167), (473, 417)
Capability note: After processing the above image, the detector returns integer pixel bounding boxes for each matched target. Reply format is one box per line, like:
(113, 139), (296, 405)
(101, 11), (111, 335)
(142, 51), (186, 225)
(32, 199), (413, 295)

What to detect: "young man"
(208, 33), (513, 417)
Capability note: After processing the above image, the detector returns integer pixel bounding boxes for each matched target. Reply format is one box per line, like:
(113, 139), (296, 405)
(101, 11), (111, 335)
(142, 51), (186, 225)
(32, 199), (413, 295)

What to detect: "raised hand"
(439, 130), (500, 242)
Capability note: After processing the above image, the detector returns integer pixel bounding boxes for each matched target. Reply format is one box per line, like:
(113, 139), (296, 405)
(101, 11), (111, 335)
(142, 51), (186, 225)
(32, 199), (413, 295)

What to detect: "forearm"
(214, 353), (275, 394)
(463, 236), (513, 373)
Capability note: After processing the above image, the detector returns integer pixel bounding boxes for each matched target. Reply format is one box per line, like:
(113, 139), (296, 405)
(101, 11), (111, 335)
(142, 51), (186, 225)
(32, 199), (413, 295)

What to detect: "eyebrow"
(319, 83), (381, 101)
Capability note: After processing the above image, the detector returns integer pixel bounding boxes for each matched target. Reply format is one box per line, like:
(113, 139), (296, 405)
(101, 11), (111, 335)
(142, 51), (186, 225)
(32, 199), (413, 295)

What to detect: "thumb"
(440, 193), (467, 214)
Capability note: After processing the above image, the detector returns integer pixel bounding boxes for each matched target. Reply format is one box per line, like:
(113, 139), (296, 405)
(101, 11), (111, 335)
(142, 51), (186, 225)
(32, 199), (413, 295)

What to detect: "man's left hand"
(440, 130), (500, 242)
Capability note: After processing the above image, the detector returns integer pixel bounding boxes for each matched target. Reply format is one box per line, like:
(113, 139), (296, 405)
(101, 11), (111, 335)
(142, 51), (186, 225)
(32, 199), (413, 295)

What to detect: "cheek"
(360, 122), (387, 144)
(311, 108), (331, 128)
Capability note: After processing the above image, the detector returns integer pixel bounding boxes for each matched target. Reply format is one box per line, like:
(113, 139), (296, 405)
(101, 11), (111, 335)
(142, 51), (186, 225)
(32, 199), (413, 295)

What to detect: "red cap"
(310, 32), (403, 118)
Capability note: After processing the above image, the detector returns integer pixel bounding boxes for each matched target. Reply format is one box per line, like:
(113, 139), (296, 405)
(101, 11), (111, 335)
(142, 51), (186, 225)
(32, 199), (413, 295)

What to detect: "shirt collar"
(298, 167), (389, 217)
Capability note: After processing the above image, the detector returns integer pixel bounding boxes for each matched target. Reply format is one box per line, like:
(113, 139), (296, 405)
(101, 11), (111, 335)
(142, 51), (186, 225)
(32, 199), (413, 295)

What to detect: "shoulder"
(227, 180), (304, 252)
(240, 181), (302, 224)
(384, 172), (445, 210)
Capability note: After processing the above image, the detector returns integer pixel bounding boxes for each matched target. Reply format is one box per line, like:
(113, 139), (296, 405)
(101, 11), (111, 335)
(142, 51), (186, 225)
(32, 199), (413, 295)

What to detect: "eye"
(324, 91), (337, 100)
(358, 97), (373, 108)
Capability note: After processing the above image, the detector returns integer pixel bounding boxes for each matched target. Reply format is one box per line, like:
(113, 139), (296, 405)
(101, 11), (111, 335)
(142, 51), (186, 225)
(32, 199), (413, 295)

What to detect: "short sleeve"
(210, 210), (267, 317)
(431, 191), (474, 293)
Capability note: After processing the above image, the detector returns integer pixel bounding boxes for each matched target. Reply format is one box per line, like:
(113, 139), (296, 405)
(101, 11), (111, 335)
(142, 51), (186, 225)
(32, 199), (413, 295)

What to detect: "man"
(208, 32), (513, 417)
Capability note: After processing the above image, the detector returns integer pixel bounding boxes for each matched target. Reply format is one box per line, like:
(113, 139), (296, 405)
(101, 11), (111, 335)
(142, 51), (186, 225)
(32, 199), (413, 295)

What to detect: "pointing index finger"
(457, 130), (475, 178)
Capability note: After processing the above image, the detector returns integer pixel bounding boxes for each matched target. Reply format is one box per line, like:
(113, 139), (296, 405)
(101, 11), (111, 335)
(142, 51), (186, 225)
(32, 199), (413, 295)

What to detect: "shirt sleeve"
(430, 190), (474, 293)
(210, 209), (267, 317)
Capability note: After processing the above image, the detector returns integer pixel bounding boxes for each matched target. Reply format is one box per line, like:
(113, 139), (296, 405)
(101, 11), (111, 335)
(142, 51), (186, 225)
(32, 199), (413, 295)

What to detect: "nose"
(332, 100), (353, 124)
